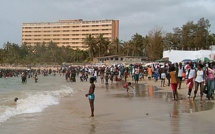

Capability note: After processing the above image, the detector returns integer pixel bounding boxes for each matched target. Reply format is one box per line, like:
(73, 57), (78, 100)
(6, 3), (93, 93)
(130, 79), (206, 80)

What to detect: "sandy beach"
(0, 75), (215, 134)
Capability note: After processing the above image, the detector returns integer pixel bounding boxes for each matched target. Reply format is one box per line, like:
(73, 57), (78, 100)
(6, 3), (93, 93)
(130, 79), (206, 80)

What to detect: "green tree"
(84, 34), (97, 61)
(96, 34), (109, 57)
(121, 41), (133, 56)
(146, 27), (164, 60)
(130, 33), (145, 56)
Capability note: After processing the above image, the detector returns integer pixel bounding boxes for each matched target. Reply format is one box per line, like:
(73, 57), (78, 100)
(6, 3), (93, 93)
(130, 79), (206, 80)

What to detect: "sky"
(0, 0), (215, 48)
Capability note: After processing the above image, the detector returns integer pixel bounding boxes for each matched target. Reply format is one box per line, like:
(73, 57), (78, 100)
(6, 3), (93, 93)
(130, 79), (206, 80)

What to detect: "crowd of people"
(144, 61), (215, 101)
(2, 62), (215, 118)
(63, 61), (215, 102)
(0, 68), (58, 83)
(2, 61), (215, 102)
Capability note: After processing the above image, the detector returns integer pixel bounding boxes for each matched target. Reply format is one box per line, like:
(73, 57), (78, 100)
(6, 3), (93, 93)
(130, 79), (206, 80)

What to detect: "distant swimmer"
(14, 97), (18, 102)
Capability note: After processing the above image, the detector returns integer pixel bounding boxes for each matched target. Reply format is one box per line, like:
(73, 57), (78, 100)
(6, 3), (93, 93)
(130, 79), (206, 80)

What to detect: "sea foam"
(0, 85), (75, 123)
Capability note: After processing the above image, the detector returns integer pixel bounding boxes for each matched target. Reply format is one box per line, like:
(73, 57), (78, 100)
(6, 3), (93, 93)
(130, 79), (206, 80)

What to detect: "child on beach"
(85, 77), (96, 117)
(123, 82), (134, 93)
(169, 65), (178, 101)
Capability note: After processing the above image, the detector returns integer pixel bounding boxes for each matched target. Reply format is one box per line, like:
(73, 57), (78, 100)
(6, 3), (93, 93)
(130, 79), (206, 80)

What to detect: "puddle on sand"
(110, 84), (214, 114)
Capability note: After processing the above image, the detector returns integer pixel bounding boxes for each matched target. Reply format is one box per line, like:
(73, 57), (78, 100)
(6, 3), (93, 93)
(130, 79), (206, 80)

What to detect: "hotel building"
(22, 19), (119, 49)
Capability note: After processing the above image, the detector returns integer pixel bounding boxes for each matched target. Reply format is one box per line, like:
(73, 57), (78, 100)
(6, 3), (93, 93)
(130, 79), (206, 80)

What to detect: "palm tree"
(84, 34), (96, 61)
(121, 41), (132, 56)
(97, 34), (105, 57)
(113, 37), (120, 55)
(131, 33), (144, 56)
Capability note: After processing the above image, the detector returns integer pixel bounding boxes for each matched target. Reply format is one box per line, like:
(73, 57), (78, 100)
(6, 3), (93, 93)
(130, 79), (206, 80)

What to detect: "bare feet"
(193, 95), (196, 100)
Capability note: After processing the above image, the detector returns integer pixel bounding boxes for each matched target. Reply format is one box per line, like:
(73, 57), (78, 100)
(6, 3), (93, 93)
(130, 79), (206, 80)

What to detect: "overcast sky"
(0, 0), (215, 48)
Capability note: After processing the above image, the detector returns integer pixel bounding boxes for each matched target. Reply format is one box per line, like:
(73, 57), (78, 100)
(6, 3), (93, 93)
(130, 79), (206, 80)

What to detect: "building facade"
(93, 55), (148, 65)
(22, 19), (119, 49)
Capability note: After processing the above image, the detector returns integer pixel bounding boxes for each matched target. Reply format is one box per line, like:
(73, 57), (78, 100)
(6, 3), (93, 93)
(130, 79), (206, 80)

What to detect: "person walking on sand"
(177, 62), (184, 89)
(193, 64), (204, 101)
(93, 69), (98, 83)
(85, 77), (96, 117)
(186, 63), (196, 98)
(169, 65), (178, 101)
(160, 66), (166, 87)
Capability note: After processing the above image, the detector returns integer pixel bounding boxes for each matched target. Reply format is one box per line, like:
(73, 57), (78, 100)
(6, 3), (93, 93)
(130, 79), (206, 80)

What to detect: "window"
(63, 26), (69, 28)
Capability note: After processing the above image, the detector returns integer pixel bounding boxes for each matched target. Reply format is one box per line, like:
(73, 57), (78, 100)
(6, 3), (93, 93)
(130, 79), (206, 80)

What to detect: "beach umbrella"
(204, 57), (210, 62)
(182, 59), (192, 64)
(192, 58), (200, 62)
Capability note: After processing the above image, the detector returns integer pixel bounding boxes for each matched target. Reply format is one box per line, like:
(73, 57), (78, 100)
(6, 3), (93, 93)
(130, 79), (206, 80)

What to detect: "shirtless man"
(85, 77), (95, 117)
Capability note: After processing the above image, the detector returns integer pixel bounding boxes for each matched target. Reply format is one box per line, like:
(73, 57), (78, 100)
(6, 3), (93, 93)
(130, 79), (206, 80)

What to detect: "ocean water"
(0, 74), (75, 123)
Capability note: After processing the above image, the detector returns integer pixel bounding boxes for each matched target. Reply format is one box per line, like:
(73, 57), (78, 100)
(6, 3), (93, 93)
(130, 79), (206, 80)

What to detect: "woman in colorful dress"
(205, 63), (215, 100)
(186, 63), (196, 98)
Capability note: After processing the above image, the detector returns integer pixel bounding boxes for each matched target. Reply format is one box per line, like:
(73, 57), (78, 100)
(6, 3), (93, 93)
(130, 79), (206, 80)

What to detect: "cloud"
(0, 0), (215, 47)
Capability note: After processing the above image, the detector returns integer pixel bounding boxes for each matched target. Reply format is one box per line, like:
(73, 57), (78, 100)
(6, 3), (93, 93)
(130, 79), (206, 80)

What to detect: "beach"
(0, 75), (215, 134)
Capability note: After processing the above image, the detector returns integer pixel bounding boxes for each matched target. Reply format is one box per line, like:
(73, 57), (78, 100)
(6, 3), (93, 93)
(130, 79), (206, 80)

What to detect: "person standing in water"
(34, 73), (38, 82)
(21, 72), (27, 84)
(85, 77), (96, 117)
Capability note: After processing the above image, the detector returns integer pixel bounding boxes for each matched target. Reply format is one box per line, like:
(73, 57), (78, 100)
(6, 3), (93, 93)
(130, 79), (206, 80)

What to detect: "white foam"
(0, 85), (75, 123)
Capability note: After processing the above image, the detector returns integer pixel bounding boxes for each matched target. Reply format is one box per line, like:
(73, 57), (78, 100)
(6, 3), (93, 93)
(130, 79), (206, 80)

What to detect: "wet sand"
(67, 77), (215, 134)
(1, 76), (215, 134)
